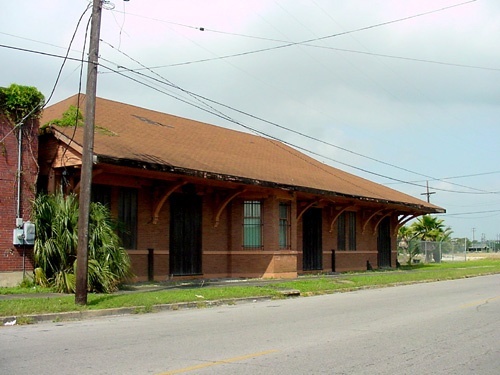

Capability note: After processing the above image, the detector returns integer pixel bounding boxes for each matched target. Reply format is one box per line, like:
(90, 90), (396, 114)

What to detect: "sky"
(1, 0), (499, 241)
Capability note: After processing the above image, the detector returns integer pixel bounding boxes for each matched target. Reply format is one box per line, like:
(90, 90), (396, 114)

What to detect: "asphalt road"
(1, 274), (499, 374)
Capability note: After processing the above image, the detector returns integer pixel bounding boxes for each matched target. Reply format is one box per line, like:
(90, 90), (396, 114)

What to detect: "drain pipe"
(12, 105), (42, 277)
(16, 121), (25, 278)
(14, 104), (41, 222)
(16, 120), (23, 221)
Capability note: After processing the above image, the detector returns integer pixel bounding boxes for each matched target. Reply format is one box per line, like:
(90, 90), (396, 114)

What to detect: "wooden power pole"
(421, 180), (436, 204)
(75, 0), (103, 305)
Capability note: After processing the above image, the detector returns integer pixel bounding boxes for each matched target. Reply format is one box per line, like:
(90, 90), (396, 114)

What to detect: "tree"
(411, 215), (452, 241)
(0, 84), (44, 123)
(410, 215), (453, 263)
(397, 225), (419, 265)
(398, 216), (453, 265)
(32, 193), (133, 293)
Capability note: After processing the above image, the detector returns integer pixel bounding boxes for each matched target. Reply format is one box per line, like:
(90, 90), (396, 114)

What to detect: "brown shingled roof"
(41, 94), (444, 213)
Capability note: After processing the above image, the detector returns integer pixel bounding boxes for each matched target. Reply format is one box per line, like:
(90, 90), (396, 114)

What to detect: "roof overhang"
(95, 154), (445, 215)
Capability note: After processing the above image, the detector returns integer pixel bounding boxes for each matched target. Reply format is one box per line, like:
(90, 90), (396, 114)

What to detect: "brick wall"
(43, 159), (399, 281)
(0, 112), (38, 273)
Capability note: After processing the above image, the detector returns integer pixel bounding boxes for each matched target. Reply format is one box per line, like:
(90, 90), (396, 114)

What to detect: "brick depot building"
(4, 94), (444, 284)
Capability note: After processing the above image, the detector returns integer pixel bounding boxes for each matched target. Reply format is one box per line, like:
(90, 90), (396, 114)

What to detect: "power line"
(94, 61), (387, 198)
(3, 40), (498, 196)
(99, 49), (499, 196)
(0, 44), (87, 66)
(42, 3), (92, 109)
(106, 1), (491, 73)
(59, 5), (93, 171)
(100, 60), (500, 196)
(0, 4), (91, 144)
(438, 209), (500, 216)
(388, 170), (500, 184)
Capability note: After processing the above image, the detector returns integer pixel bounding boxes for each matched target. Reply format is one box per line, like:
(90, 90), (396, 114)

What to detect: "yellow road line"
(157, 349), (279, 375)
(460, 295), (500, 309)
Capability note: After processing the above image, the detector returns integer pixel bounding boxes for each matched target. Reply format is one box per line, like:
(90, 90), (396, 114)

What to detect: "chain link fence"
(398, 239), (470, 265)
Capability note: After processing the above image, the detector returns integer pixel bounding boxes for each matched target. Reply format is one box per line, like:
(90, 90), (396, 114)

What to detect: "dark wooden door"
(169, 193), (202, 276)
(377, 216), (392, 268)
(303, 208), (323, 271)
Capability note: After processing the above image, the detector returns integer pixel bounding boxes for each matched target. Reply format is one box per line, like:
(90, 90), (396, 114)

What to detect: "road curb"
(2, 296), (275, 325)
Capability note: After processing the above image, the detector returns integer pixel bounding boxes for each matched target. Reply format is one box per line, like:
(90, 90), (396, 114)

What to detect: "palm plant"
(410, 215), (453, 263)
(397, 225), (419, 265)
(32, 193), (132, 293)
(32, 193), (78, 292)
(411, 215), (450, 241)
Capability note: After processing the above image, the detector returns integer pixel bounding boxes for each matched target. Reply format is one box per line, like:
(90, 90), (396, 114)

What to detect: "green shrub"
(32, 193), (133, 293)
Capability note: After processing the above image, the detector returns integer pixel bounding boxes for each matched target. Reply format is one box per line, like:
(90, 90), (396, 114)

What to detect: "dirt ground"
(466, 252), (500, 259)
(398, 251), (500, 265)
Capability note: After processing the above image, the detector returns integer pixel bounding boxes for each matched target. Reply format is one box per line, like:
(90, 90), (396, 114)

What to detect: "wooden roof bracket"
(394, 213), (419, 236)
(361, 207), (385, 235)
(328, 204), (355, 233)
(73, 168), (103, 194)
(297, 200), (320, 222)
(372, 211), (395, 236)
(214, 189), (246, 227)
(152, 180), (188, 224)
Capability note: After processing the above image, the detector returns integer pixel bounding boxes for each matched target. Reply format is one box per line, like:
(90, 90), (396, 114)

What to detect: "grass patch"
(1, 259), (499, 319)
(0, 285), (54, 295)
(271, 259), (500, 294)
(0, 286), (279, 317)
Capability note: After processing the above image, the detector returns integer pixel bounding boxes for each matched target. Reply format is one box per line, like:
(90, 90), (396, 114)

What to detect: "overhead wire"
(97, 57), (500, 196)
(99, 1), (495, 195)
(104, 2), (498, 180)
(98, 47), (498, 195)
(42, 3), (92, 109)
(5, 38), (495, 196)
(107, 1), (492, 73)
(4, 0), (496, 198)
(99, 42), (398, 198)
(98, 61), (391, 198)
(59, 5), (93, 174)
(2, 38), (497, 196)
(438, 209), (500, 216)
(0, 3), (92, 144)
(91, 39), (395, 198)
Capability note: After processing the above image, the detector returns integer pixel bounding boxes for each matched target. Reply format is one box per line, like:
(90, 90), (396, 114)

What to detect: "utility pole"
(75, 0), (103, 305)
(420, 180), (436, 203)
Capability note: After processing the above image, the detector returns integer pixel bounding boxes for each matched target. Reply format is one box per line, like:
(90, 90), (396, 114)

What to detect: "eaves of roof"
(95, 153), (444, 214)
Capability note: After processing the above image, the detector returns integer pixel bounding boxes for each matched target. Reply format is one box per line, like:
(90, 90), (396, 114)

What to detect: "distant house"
(468, 245), (489, 252)
(36, 94), (444, 281)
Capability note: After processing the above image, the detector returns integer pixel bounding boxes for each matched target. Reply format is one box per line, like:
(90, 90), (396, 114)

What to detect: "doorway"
(302, 208), (323, 271)
(169, 192), (202, 275)
(377, 216), (392, 268)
